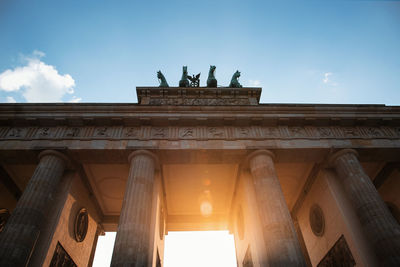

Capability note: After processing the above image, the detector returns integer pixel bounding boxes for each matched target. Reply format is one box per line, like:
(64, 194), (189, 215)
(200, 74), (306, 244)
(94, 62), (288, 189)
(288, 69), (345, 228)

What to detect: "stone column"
(329, 149), (400, 266)
(0, 150), (69, 266)
(247, 150), (306, 267)
(111, 150), (158, 267)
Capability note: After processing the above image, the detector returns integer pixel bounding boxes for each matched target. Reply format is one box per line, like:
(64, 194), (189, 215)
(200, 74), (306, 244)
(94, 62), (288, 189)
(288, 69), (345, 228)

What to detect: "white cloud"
(248, 80), (261, 87)
(6, 96), (16, 103)
(0, 51), (76, 102)
(322, 72), (333, 83)
(323, 72), (332, 84)
(32, 50), (45, 58)
(69, 96), (82, 103)
(323, 72), (339, 86)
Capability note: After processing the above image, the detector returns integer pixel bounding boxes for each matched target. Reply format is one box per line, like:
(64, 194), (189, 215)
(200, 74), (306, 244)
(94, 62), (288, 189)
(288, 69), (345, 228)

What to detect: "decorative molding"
(74, 208), (89, 242)
(1, 126), (399, 141)
(148, 98), (252, 106)
(136, 87), (261, 106)
(309, 204), (325, 237)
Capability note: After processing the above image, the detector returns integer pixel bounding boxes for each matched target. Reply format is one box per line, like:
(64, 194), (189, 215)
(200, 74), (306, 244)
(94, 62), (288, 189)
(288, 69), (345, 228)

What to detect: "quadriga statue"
(179, 66), (189, 87)
(207, 65), (217, 87)
(157, 71), (169, 87)
(229, 70), (242, 88)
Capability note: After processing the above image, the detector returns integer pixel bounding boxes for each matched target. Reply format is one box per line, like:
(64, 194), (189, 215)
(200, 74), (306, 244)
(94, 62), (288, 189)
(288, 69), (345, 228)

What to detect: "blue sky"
(0, 0), (399, 104)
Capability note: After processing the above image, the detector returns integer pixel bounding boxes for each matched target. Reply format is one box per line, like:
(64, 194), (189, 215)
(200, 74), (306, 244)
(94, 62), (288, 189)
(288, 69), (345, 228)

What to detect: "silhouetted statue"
(157, 71), (169, 87)
(229, 70), (242, 88)
(179, 66), (189, 87)
(188, 73), (201, 87)
(207, 65), (217, 87)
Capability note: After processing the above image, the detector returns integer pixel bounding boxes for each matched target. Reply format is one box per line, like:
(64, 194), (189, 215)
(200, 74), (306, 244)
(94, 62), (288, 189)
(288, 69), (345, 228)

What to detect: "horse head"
(209, 65), (216, 74)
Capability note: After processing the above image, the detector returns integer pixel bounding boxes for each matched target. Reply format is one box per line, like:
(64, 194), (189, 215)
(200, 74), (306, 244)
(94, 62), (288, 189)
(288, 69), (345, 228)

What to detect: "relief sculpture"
(95, 127), (108, 136)
(66, 127), (80, 137)
(8, 128), (22, 137)
(38, 127), (50, 137)
(180, 128), (194, 138)
(152, 127), (167, 138)
(317, 127), (333, 137)
(208, 127), (224, 138)
(0, 126), (398, 141)
(289, 127), (307, 137)
(317, 235), (355, 267)
(125, 127), (139, 137)
(342, 127), (361, 137)
(49, 242), (77, 267)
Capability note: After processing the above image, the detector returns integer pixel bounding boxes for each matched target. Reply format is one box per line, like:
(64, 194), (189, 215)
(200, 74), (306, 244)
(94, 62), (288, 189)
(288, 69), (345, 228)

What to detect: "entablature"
(0, 103), (400, 128)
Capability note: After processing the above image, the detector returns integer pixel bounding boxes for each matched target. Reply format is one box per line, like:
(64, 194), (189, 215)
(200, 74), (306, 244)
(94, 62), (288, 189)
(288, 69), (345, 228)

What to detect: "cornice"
(0, 103), (399, 127)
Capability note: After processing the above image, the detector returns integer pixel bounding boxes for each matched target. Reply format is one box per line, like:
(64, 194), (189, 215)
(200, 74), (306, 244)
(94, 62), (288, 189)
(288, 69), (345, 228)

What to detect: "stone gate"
(0, 87), (399, 266)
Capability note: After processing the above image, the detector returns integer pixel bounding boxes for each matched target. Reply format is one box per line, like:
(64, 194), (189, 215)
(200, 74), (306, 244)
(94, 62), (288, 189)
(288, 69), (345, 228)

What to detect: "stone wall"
(297, 170), (377, 266)
(39, 172), (101, 266)
(378, 170), (400, 216)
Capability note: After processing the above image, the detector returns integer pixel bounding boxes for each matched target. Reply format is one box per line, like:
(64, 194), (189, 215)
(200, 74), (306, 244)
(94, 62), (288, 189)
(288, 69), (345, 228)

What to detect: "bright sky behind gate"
(0, 0), (399, 105)
(92, 231), (237, 267)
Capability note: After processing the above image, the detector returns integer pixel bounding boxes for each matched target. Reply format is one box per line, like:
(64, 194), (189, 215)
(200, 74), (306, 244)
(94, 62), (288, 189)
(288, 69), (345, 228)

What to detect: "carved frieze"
(124, 127), (140, 138)
(5, 128), (29, 139)
(207, 127), (225, 139)
(151, 127), (167, 138)
(179, 127), (195, 138)
(65, 127), (81, 137)
(148, 98), (251, 106)
(0, 126), (399, 141)
(136, 87), (261, 106)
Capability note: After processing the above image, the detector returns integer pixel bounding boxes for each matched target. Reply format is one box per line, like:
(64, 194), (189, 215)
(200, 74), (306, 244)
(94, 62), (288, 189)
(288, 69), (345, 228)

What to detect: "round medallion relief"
(0, 208), (10, 233)
(237, 206), (245, 240)
(309, 204), (325, 237)
(74, 208), (89, 242)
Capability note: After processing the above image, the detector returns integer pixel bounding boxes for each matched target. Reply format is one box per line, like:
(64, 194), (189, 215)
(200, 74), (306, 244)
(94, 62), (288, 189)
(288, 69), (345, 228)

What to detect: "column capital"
(246, 149), (275, 165)
(128, 150), (159, 169)
(327, 149), (359, 167)
(38, 150), (70, 167)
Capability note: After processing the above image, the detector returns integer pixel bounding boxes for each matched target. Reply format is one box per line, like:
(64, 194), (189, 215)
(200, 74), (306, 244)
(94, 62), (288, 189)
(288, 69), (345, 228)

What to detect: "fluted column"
(0, 150), (69, 266)
(111, 150), (158, 267)
(247, 150), (306, 267)
(329, 149), (400, 266)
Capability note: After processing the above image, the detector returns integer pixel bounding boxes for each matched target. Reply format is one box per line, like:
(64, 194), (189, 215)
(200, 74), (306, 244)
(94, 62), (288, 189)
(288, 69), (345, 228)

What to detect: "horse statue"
(229, 70), (242, 88)
(207, 65), (217, 87)
(157, 70), (169, 87)
(179, 66), (189, 87)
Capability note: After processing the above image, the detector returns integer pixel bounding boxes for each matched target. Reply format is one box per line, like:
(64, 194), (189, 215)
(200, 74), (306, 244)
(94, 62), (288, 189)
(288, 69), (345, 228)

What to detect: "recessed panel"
(84, 164), (129, 215)
(275, 163), (313, 210)
(163, 164), (238, 220)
